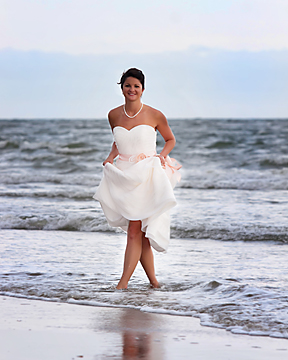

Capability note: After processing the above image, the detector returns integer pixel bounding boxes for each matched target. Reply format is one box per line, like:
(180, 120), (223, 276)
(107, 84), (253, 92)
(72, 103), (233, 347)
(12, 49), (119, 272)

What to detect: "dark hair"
(118, 68), (145, 90)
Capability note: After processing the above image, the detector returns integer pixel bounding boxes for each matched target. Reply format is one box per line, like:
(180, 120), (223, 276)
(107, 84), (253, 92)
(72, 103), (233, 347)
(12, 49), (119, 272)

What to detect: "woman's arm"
(102, 108), (120, 165)
(103, 141), (119, 165)
(155, 112), (176, 165)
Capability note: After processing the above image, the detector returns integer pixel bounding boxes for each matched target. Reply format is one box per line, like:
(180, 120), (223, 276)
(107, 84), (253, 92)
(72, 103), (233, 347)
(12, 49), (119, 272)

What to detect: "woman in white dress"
(94, 68), (181, 289)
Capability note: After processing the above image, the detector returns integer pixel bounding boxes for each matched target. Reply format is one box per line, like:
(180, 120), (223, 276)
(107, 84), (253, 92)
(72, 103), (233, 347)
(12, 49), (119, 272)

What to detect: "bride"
(94, 68), (181, 289)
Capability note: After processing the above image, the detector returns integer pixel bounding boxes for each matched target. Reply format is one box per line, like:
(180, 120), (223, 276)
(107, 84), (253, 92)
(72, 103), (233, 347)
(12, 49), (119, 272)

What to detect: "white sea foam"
(2, 230), (288, 339)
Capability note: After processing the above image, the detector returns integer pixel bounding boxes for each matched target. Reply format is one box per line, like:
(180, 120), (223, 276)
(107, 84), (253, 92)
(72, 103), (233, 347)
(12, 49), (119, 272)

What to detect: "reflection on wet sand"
(120, 309), (164, 360)
(122, 331), (150, 358)
(95, 307), (164, 359)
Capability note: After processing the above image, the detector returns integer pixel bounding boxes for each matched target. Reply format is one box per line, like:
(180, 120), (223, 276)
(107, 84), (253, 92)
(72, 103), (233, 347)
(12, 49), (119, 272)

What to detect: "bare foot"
(116, 280), (128, 290)
(150, 280), (160, 288)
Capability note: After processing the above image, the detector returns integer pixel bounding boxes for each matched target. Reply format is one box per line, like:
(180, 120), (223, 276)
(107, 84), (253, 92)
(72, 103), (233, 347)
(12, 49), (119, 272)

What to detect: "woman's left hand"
(155, 154), (166, 167)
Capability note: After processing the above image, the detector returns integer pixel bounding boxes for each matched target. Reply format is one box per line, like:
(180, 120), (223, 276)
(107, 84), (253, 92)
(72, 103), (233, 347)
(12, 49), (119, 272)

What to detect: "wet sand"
(0, 296), (287, 360)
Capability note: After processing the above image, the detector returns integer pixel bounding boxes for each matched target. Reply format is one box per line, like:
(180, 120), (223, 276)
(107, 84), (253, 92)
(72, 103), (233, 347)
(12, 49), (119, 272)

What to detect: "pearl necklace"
(123, 103), (143, 118)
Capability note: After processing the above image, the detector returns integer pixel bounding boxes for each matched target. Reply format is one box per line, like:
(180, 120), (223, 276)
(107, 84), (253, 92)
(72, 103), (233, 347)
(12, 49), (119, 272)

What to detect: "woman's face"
(122, 77), (144, 101)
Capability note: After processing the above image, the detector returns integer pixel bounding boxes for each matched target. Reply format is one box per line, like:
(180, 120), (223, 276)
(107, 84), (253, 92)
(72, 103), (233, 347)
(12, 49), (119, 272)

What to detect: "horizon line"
(1, 117), (288, 121)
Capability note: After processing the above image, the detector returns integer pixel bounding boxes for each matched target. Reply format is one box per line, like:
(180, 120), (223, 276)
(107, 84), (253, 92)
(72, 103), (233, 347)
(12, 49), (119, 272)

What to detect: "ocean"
(1, 118), (288, 338)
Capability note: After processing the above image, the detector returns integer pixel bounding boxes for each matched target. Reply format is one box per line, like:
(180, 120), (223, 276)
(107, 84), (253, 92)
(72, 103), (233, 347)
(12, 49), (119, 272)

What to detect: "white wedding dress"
(93, 124), (181, 252)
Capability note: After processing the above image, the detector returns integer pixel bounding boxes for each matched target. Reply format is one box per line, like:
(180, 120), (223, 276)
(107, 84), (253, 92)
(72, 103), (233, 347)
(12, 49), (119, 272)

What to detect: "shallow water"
(1, 229), (288, 339)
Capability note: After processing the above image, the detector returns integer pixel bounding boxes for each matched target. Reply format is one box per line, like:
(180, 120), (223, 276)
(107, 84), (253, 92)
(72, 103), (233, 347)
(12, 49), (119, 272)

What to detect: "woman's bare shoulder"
(108, 106), (123, 126)
(145, 105), (166, 121)
(145, 105), (167, 128)
(108, 105), (122, 118)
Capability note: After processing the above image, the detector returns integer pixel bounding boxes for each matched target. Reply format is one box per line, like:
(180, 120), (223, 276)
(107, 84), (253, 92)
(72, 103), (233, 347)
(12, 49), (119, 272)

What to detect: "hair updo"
(118, 68), (145, 90)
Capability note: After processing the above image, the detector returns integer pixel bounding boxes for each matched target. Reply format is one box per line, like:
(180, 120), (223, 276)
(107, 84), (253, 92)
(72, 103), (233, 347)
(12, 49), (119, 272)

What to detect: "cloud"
(1, 0), (288, 54)
(0, 47), (287, 118)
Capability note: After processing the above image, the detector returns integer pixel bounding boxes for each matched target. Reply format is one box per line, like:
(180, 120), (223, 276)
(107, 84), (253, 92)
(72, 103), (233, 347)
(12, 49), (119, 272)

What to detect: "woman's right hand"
(102, 142), (118, 166)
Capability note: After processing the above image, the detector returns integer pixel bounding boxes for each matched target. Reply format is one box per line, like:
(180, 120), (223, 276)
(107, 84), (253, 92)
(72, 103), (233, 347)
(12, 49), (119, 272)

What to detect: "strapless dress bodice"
(113, 125), (156, 156)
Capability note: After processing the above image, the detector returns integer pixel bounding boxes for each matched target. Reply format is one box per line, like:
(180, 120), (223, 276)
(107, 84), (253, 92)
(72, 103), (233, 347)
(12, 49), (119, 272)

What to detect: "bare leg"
(116, 221), (143, 289)
(140, 234), (160, 288)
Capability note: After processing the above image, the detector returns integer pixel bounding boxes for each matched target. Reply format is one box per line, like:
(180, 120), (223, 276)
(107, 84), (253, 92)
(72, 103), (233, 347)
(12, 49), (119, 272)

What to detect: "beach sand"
(0, 296), (287, 360)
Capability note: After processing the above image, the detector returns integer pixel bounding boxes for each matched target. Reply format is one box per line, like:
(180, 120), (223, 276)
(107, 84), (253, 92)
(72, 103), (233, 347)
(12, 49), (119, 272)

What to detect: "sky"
(1, 0), (288, 118)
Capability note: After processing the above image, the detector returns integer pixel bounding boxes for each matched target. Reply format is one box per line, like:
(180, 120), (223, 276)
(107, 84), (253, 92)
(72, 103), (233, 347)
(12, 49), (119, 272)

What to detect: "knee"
(128, 221), (142, 242)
